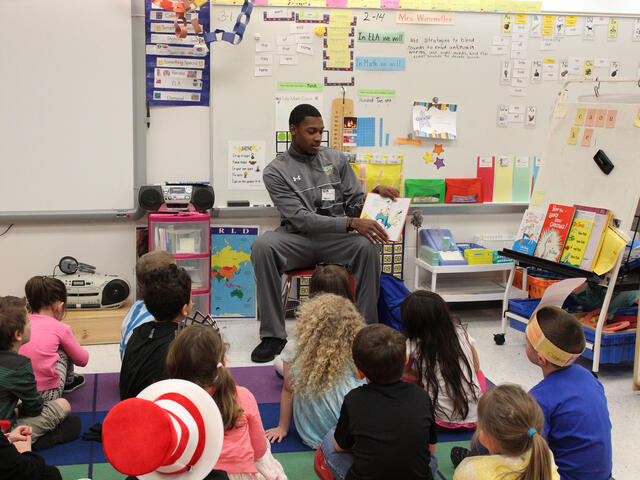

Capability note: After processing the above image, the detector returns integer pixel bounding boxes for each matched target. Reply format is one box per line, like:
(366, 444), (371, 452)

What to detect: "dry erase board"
(210, 7), (640, 207)
(0, 0), (134, 213)
(532, 99), (640, 233)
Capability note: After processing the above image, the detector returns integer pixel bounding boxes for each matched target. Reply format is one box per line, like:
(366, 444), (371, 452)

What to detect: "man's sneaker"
(251, 337), (287, 363)
(33, 415), (82, 451)
(63, 375), (85, 393)
(450, 446), (471, 467)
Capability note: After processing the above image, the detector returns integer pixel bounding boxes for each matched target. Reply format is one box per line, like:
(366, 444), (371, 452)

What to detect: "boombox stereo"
(138, 183), (215, 212)
(53, 256), (130, 309)
(56, 273), (130, 310)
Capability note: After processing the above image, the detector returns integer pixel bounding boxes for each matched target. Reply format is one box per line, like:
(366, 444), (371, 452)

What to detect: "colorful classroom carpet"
(45, 367), (479, 480)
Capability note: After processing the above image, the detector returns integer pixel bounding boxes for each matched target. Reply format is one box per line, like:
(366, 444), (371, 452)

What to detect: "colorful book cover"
(361, 193), (412, 243)
(533, 204), (576, 262)
(512, 209), (545, 254)
(574, 205), (612, 271)
(560, 218), (594, 267)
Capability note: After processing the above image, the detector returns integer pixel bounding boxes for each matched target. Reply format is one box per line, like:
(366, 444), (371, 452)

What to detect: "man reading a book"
(250, 104), (399, 362)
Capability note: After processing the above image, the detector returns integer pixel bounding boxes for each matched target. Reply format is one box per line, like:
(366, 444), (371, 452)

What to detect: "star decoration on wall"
(423, 152), (434, 164)
(434, 157), (445, 169)
(433, 144), (444, 155)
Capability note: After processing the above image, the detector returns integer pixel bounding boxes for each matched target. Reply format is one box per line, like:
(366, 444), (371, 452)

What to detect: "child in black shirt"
(320, 324), (438, 480)
(119, 264), (192, 400)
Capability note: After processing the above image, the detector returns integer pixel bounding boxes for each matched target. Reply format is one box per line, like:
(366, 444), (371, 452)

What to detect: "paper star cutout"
(433, 144), (444, 155)
(434, 157), (445, 169)
(423, 152), (434, 164)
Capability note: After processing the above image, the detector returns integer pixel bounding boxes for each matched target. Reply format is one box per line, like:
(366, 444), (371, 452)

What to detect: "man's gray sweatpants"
(250, 231), (381, 339)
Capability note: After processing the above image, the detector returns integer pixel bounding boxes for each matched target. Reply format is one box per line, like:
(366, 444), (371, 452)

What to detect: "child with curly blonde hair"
(265, 293), (365, 448)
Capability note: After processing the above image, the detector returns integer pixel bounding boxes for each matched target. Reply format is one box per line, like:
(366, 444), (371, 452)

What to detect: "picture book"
(512, 209), (545, 255)
(533, 204), (576, 262)
(574, 205), (612, 271)
(360, 193), (412, 243)
(560, 218), (594, 267)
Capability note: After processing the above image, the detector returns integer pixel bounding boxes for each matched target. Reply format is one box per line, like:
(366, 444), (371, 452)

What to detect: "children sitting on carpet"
(402, 290), (483, 429)
(453, 383), (560, 480)
(167, 324), (287, 480)
(0, 424), (62, 480)
(119, 250), (175, 360)
(19, 276), (89, 399)
(0, 296), (80, 451)
(526, 306), (612, 480)
(265, 293), (365, 449)
(273, 264), (356, 377)
(119, 264), (191, 400)
(320, 324), (438, 480)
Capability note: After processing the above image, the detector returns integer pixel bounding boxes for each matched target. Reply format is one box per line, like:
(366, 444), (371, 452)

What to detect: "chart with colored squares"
(276, 130), (329, 153)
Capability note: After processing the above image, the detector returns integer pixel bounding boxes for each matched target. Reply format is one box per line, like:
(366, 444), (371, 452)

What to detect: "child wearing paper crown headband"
(167, 324), (287, 480)
(453, 384), (559, 480)
(526, 306), (612, 480)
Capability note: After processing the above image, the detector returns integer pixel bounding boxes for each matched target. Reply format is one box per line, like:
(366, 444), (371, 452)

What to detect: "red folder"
(476, 156), (495, 203)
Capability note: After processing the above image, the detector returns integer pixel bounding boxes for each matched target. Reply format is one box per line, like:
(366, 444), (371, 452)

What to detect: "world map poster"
(210, 226), (258, 318)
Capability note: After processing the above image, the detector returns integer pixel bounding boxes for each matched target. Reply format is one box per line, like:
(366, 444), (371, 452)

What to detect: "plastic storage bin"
(175, 257), (210, 291)
(405, 179), (445, 204)
(149, 212), (211, 314)
(508, 309), (636, 364)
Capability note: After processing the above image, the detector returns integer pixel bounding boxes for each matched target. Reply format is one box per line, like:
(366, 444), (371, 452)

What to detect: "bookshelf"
(149, 212), (211, 314)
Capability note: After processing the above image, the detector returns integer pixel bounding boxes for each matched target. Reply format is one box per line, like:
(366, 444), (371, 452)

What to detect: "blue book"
(512, 209), (545, 255)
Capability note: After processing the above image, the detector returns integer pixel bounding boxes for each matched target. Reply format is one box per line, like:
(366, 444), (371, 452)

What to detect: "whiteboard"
(210, 7), (640, 207)
(0, 0), (134, 213)
(533, 100), (640, 233)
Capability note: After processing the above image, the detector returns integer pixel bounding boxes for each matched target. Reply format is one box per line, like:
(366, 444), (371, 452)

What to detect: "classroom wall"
(4, 0), (637, 300)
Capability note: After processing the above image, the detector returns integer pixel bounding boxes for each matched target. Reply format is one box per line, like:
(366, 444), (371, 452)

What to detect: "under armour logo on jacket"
(292, 175), (301, 182)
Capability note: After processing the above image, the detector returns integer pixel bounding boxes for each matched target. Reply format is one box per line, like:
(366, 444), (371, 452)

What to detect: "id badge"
(322, 188), (335, 201)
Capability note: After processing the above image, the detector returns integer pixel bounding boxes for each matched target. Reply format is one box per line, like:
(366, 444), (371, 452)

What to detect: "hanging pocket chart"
(476, 156), (495, 203)
(494, 156), (514, 202)
(512, 156), (531, 202)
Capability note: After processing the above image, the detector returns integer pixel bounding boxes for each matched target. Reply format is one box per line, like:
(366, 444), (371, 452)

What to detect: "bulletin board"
(210, 6), (640, 206)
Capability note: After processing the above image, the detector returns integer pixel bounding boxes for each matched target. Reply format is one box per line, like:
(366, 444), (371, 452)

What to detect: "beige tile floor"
(79, 306), (639, 480)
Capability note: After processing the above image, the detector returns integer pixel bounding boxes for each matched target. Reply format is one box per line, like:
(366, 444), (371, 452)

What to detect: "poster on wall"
(412, 102), (458, 139)
(210, 226), (258, 319)
(228, 141), (266, 189)
(145, 1), (210, 106)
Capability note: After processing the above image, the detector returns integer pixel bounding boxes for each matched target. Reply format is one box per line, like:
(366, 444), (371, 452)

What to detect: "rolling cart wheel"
(493, 333), (505, 345)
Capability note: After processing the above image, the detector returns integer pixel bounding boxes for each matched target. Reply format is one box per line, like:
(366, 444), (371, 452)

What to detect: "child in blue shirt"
(526, 306), (612, 480)
(119, 250), (175, 360)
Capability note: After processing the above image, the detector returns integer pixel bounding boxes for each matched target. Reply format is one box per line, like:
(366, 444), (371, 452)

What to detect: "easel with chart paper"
(500, 78), (640, 373)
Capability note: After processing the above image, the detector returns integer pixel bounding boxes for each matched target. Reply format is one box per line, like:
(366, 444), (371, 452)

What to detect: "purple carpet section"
(95, 372), (121, 412)
(229, 366), (283, 404)
(64, 374), (96, 413)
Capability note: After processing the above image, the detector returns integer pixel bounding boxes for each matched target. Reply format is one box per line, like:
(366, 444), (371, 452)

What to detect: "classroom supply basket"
(526, 270), (568, 298)
(457, 242), (493, 265)
(473, 234), (515, 263)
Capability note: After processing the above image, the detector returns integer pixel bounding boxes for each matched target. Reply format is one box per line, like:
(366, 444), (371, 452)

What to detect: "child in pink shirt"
(167, 323), (286, 480)
(19, 277), (89, 401)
